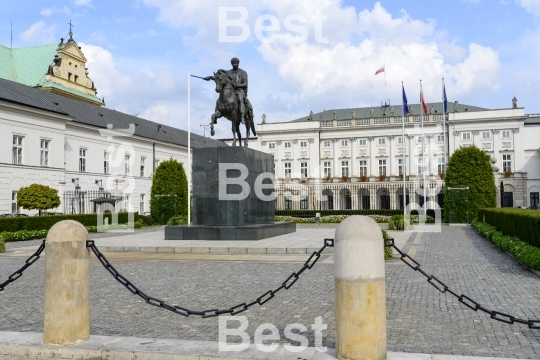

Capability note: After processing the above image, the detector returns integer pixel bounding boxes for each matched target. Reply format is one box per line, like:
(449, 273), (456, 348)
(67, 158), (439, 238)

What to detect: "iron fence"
(63, 190), (124, 215)
(274, 182), (444, 212)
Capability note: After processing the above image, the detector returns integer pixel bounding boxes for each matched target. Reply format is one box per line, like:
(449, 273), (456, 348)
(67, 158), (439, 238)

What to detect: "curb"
(0, 331), (530, 360)
(98, 246), (331, 254)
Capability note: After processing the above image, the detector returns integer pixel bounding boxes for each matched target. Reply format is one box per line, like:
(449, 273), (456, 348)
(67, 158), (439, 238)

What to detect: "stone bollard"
(44, 220), (90, 345)
(334, 215), (386, 360)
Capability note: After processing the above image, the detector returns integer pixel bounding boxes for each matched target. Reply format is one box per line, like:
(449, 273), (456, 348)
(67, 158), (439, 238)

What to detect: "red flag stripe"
(420, 90), (428, 114)
(375, 65), (385, 75)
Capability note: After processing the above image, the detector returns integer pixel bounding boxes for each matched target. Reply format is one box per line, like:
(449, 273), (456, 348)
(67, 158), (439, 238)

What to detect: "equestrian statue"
(193, 57), (256, 147)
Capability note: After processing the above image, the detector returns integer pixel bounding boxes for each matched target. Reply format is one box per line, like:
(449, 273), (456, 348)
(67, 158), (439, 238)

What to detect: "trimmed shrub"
(137, 215), (154, 227)
(167, 215), (188, 226)
(478, 208), (540, 248)
(17, 184), (61, 215)
(381, 229), (394, 260)
(275, 209), (402, 218)
(444, 146), (496, 223)
(471, 220), (540, 270)
(0, 235), (5, 253)
(0, 212), (137, 232)
(150, 159), (188, 225)
(275, 215), (390, 224)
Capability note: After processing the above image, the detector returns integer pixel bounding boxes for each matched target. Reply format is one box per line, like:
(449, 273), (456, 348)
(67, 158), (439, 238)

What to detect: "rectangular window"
(359, 160), (367, 176)
(300, 196), (308, 210)
(503, 154), (512, 172)
(11, 191), (19, 214)
(397, 136), (406, 145)
(125, 155), (131, 175)
(104, 152), (110, 174)
(12, 135), (23, 164)
(284, 162), (291, 177)
(341, 139), (349, 147)
(437, 157), (445, 174)
(284, 141), (291, 148)
(417, 136), (425, 144)
(378, 138), (386, 145)
(40, 139), (50, 166)
(300, 141), (307, 148)
(323, 141), (331, 147)
(124, 194), (130, 212)
(398, 159), (407, 175)
(140, 157), (146, 177)
(482, 131), (491, 139)
(341, 161), (349, 177)
(462, 132), (471, 140)
(300, 162), (308, 178)
(268, 142), (276, 149)
(323, 161), (331, 177)
(358, 138), (367, 146)
(502, 130), (511, 138)
(531, 192), (539, 207)
(285, 196), (292, 210)
(155, 159), (160, 170)
(378, 159), (387, 176)
(79, 149), (86, 172)
(140, 194), (145, 213)
(437, 134), (444, 142)
(417, 158), (426, 174)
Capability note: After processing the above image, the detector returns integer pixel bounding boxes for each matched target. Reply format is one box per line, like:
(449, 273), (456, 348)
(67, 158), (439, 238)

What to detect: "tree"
(17, 184), (61, 215)
(150, 159), (188, 224)
(444, 145), (496, 223)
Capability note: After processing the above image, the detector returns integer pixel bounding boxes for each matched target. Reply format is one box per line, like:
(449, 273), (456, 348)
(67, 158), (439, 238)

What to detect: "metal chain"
(384, 237), (540, 330)
(87, 238), (334, 318)
(0, 240), (45, 292)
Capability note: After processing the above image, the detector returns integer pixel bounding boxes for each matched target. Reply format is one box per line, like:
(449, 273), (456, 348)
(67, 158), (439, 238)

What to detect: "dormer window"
(74, 75), (78, 83)
(68, 72), (72, 81)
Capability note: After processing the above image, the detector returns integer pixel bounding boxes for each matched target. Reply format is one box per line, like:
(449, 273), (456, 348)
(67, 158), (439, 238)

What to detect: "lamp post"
(71, 178), (80, 214)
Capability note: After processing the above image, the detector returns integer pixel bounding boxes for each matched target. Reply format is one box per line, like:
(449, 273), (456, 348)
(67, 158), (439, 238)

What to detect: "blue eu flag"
(402, 85), (409, 116)
(443, 83), (448, 113)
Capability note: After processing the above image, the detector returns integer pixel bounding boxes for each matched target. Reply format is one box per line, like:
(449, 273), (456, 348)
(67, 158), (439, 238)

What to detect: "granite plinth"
(192, 146), (275, 226)
(164, 222), (296, 240)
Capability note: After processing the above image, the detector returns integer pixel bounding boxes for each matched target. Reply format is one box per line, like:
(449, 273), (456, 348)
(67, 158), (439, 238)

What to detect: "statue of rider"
(204, 57), (250, 124)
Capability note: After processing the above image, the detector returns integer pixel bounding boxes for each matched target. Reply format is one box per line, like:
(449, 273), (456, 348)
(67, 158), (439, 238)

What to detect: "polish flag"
(420, 83), (428, 114)
(375, 65), (385, 75)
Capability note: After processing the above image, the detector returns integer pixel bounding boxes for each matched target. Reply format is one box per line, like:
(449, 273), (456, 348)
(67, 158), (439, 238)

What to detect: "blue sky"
(1, 0), (539, 137)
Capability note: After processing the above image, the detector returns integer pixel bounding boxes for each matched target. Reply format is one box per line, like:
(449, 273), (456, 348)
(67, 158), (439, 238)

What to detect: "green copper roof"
(0, 43), (102, 104)
(0, 44), (57, 86)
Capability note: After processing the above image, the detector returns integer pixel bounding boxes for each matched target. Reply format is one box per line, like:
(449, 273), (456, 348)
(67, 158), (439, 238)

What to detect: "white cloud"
(40, 6), (72, 16)
(516, 0), (540, 16)
(19, 21), (57, 44)
(518, 0), (539, 14)
(74, 0), (92, 6)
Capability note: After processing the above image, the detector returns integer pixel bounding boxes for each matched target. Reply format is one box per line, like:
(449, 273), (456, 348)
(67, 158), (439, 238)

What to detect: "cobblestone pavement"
(1, 226), (540, 358)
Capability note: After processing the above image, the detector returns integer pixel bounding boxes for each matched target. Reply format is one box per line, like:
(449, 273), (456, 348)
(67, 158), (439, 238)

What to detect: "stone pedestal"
(166, 146), (295, 240)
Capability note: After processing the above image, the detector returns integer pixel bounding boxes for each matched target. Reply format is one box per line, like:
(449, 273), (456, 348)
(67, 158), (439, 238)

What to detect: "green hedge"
(0, 235), (5, 253)
(0, 212), (138, 232)
(471, 220), (540, 270)
(275, 209), (403, 218)
(478, 208), (540, 248)
(137, 215), (154, 227)
(382, 229), (394, 260)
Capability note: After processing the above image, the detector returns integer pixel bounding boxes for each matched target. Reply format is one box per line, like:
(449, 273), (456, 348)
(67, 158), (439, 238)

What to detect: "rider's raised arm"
(203, 76), (215, 81)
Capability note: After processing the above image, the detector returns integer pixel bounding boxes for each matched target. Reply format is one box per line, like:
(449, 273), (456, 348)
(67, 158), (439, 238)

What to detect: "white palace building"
(230, 102), (540, 211)
(0, 32), (225, 216)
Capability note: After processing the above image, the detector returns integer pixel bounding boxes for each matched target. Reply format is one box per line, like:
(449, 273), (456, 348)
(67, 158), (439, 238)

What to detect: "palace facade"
(227, 102), (540, 211)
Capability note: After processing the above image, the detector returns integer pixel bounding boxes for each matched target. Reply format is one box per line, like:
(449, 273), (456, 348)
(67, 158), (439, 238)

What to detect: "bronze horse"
(209, 69), (256, 147)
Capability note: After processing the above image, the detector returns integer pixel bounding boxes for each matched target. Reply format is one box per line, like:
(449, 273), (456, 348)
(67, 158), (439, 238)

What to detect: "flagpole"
(420, 80), (426, 217)
(384, 63), (387, 100)
(442, 78), (447, 174)
(187, 69), (191, 227)
(401, 82), (406, 217)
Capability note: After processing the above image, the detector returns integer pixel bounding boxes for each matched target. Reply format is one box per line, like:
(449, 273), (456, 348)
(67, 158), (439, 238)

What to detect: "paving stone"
(1, 226), (540, 359)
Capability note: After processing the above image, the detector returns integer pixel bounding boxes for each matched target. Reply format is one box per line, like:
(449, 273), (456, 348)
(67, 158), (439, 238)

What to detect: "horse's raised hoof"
(211, 129), (215, 136)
